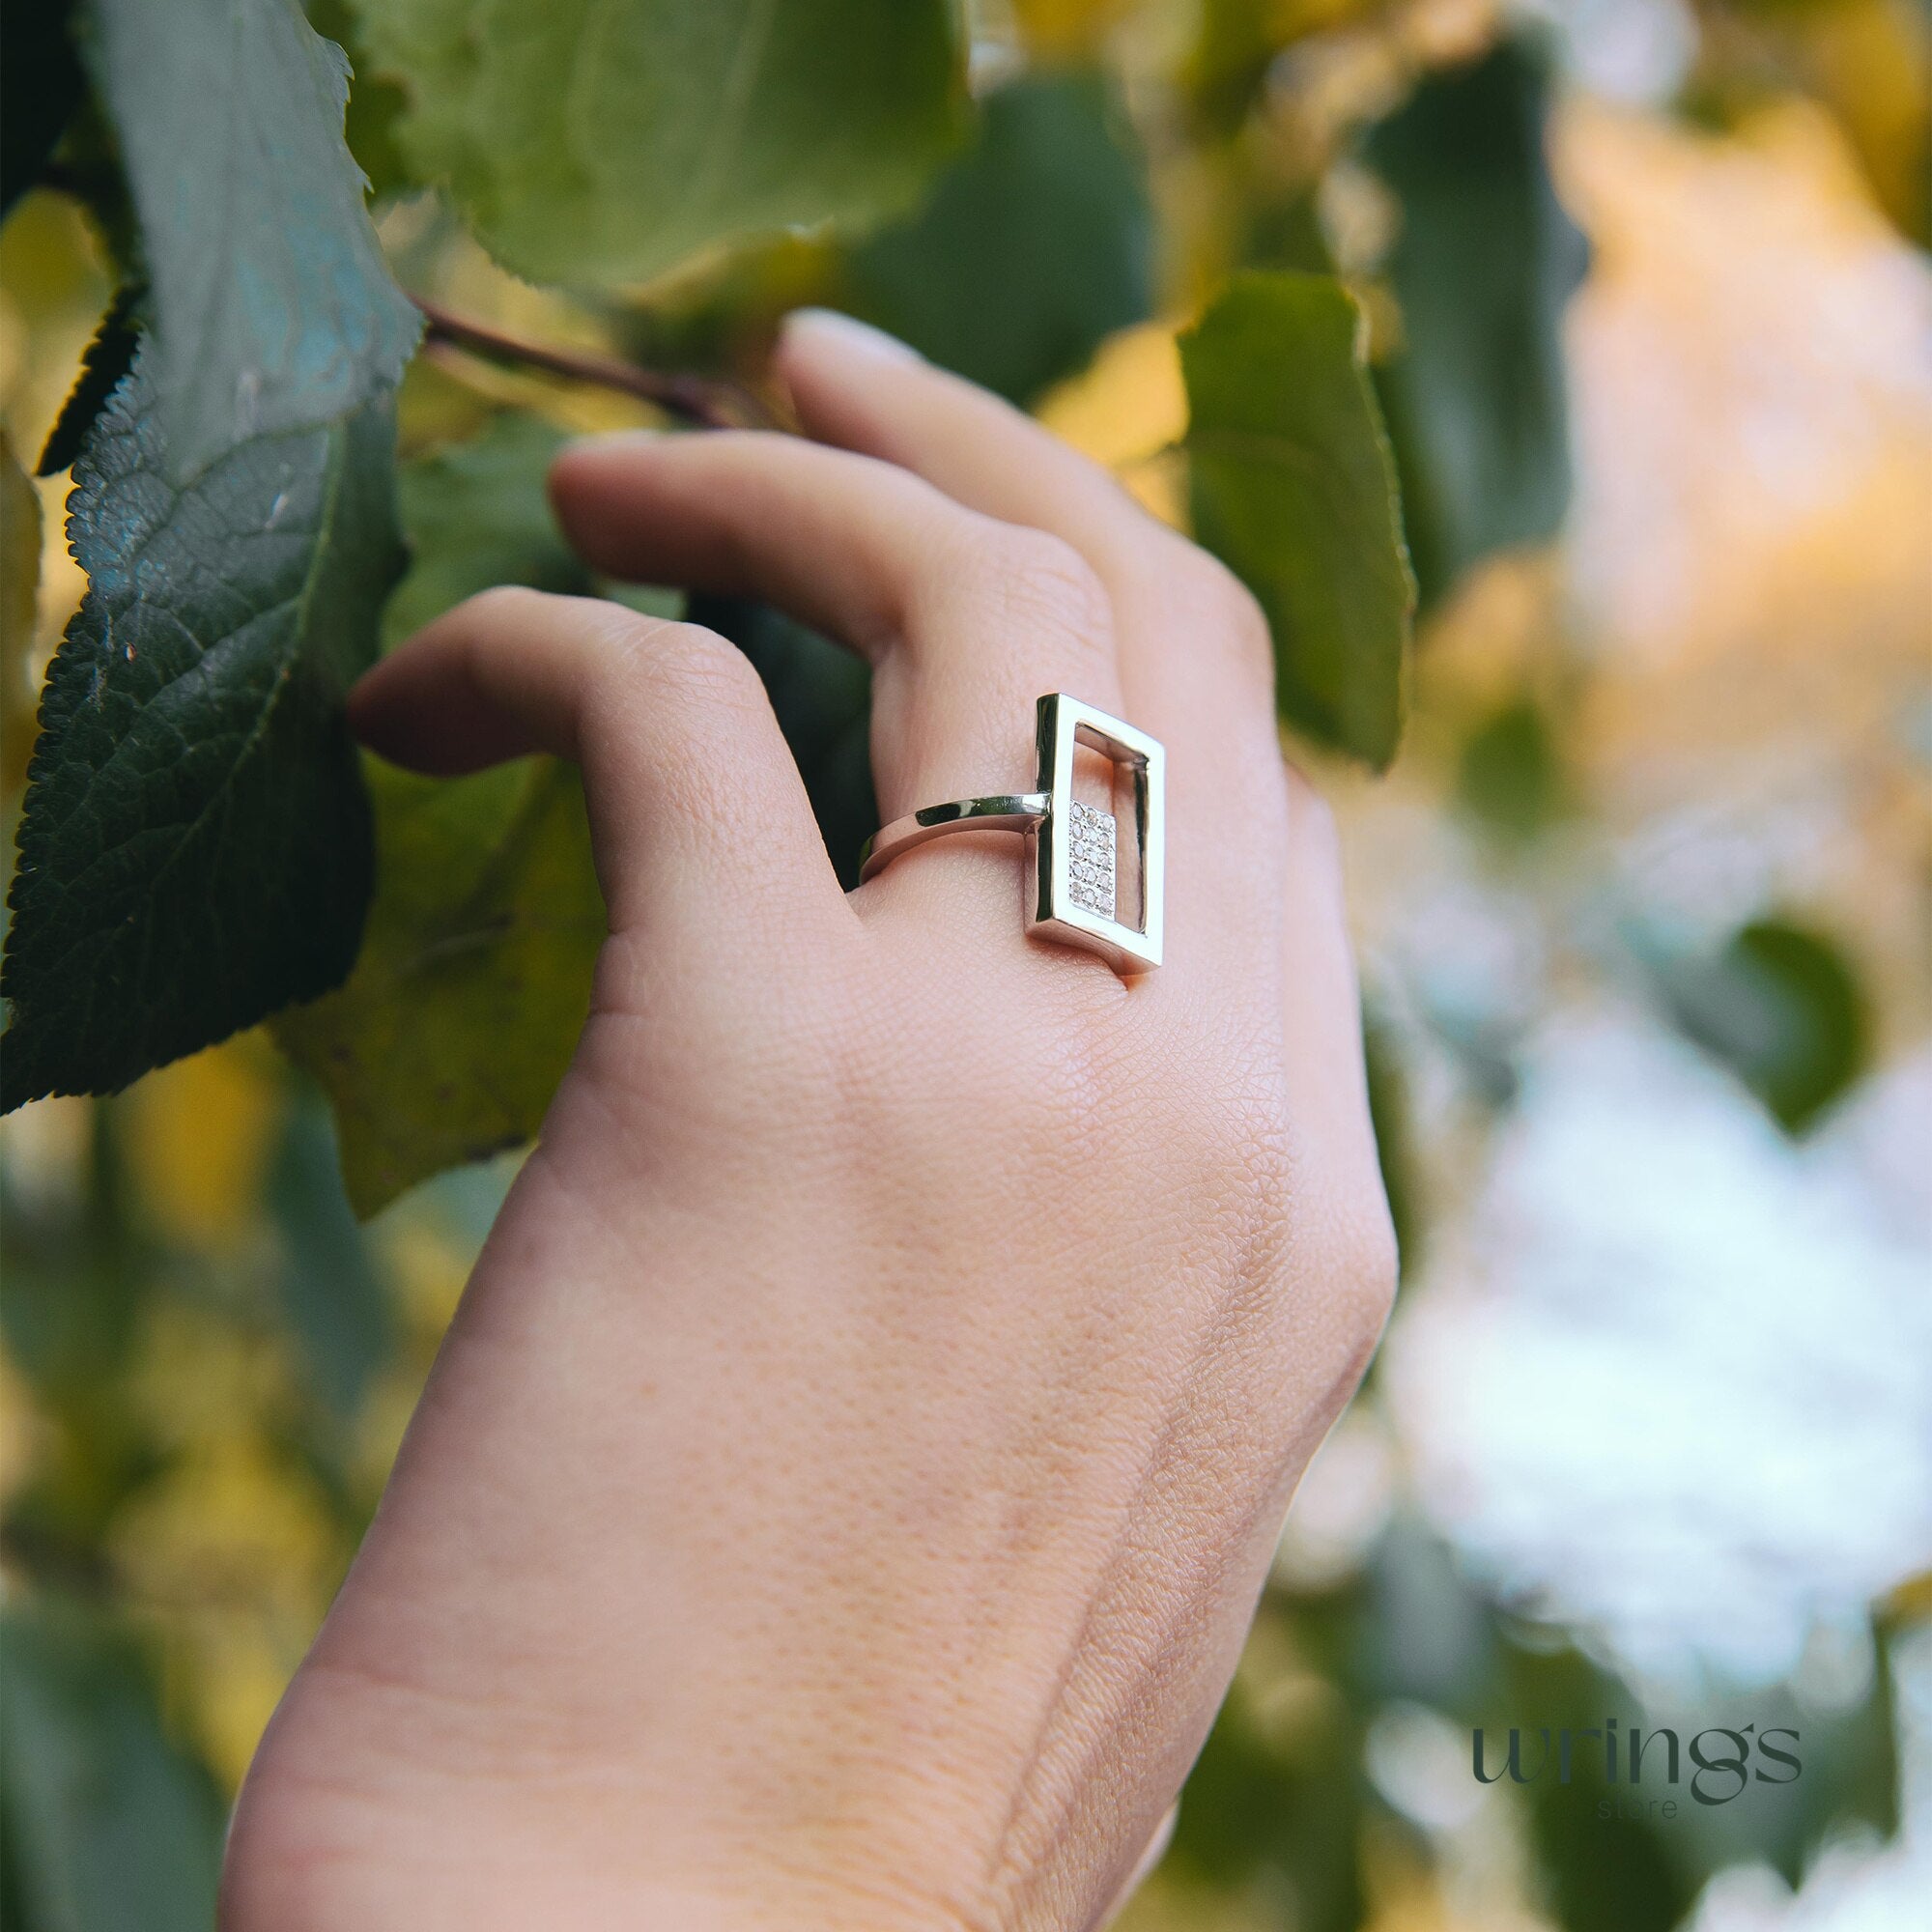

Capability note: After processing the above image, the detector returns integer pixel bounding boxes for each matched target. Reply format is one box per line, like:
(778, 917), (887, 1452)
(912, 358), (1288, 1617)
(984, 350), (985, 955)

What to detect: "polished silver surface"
(858, 793), (1052, 882)
(856, 694), (1165, 976)
(1028, 692), (1163, 974)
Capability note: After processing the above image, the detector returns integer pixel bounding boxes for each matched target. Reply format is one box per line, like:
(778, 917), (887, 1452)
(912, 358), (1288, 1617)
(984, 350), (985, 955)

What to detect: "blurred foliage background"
(2, 0), (1929, 1928)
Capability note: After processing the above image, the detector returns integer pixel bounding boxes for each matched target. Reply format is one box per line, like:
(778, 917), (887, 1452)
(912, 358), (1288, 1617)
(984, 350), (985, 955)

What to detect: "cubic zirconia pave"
(1066, 800), (1116, 920)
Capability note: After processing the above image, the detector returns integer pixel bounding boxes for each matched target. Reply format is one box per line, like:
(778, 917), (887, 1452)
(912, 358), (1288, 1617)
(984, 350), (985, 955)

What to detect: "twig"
(412, 296), (773, 430)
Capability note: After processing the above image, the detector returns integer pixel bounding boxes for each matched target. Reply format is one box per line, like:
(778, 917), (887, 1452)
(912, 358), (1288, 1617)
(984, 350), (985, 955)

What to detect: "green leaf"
(355, 0), (968, 287)
(1364, 37), (1588, 606)
(689, 596), (875, 887)
(0, 1103), (147, 1403)
(1455, 693), (1568, 841)
(1501, 1640), (1697, 1932)
(276, 424), (875, 1215)
(1, 352), (404, 1111)
(86, 0), (420, 481)
(1181, 270), (1415, 769)
(1362, 1008), (1423, 1280)
(1184, 0), (1289, 138)
(267, 1090), (394, 1416)
(270, 412), (694, 1216)
(0, 0), (84, 218)
(35, 283), (142, 480)
(1659, 1641), (1900, 1889)
(1356, 1514), (1500, 1713)
(843, 71), (1153, 405)
(383, 413), (585, 647)
(274, 604), (870, 1221)
(274, 756), (605, 1219)
(24, 88), (140, 280)
(0, 1599), (223, 1932)
(1659, 916), (1871, 1134)
(305, 0), (414, 200)
(1237, 184), (1336, 280)
(1167, 1601), (1370, 1930)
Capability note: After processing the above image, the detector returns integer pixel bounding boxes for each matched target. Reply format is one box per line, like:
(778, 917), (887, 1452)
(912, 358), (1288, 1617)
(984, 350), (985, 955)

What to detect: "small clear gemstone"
(1065, 800), (1116, 919)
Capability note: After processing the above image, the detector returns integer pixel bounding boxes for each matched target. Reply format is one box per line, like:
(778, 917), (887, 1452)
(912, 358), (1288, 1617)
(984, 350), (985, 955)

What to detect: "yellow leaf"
(119, 1038), (283, 1250)
(0, 190), (114, 456)
(107, 1426), (344, 1789)
(0, 1347), (37, 1505)
(1037, 320), (1187, 465)
(1804, 0), (1930, 242)
(1037, 323), (1191, 530)
(1, 428), (41, 792)
(1011, 0), (1127, 58)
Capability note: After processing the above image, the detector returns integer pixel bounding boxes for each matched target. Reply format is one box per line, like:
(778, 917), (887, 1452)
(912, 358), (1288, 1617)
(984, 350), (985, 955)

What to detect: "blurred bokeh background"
(2, 1), (1928, 1927)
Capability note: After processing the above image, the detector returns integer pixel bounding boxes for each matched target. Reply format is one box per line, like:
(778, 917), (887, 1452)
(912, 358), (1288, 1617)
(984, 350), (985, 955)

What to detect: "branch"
(412, 297), (774, 430)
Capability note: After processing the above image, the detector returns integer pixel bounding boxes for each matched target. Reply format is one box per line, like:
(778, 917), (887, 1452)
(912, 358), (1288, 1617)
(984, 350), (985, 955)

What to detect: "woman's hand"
(221, 312), (1396, 1932)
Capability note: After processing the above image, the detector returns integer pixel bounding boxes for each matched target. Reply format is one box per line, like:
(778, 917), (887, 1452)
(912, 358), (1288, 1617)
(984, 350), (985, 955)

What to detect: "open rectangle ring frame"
(1028, 693), (1164, 974)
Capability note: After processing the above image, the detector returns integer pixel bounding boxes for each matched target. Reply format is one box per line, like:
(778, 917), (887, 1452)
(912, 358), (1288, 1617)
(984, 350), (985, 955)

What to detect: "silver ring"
(857, 693), (1164, 976)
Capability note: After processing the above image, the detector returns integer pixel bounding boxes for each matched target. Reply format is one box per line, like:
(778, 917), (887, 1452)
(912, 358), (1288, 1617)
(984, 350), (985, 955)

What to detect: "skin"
(220, 311), (1397, 1932)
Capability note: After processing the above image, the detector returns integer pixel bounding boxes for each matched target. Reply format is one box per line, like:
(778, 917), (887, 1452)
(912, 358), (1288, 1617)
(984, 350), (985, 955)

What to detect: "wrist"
(222, 1756), (981, 1932)
(223, 1841), (972, 1932)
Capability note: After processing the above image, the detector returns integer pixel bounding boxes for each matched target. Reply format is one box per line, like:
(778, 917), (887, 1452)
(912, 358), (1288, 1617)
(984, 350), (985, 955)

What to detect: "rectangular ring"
(1028, 693), (1164, 974)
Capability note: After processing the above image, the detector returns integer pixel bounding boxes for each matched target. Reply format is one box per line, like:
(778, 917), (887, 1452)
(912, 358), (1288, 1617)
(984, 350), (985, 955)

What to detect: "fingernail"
(784, 307), (923, 364)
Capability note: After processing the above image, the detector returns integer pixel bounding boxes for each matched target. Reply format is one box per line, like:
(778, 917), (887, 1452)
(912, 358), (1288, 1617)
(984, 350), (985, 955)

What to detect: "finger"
(548, 431), (1123, 828)
(772, 310), (1291, 945)
(349, 587), (845, 936)
(775, 310), (1160, 589)
(774, 311), (1276, 729)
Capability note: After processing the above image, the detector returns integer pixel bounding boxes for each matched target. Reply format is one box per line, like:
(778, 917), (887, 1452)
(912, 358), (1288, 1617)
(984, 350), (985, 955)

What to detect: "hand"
(221, 311), (1396, 1932)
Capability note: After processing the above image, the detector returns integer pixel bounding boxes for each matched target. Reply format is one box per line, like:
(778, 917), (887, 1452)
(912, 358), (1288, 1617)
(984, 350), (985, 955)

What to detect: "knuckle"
(455, 582), (570, 652)
(589, 610), (763, 717)
(1208, 1066), (1296, 1200)
(578, 611), (776, 828)
(1333, 1185), (1401, 1343)
(1179, 1038), (1396, 1346)
(578, 597), (680, 668)
(1167, 1041), (1300, 1253)
(653, 620), (771, 715)
(1181, 550), (1275, 689)
(447, 584), (554, 688)
(978, 526), (1114, 653)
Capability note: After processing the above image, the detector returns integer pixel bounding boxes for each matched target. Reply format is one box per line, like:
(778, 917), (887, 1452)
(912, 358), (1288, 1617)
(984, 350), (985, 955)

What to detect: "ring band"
(859, 793), (1052, 881)
(857, 694), (1164, 976)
